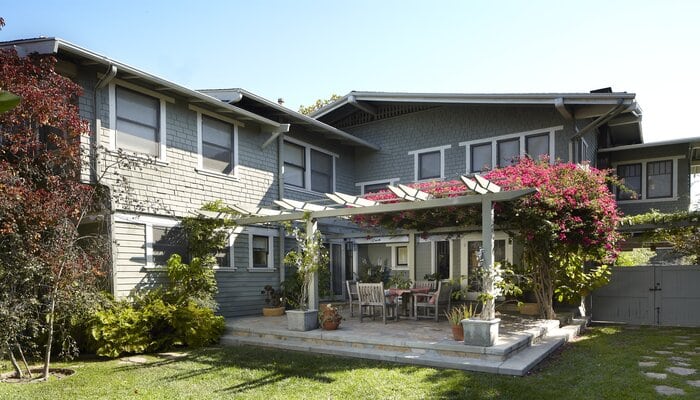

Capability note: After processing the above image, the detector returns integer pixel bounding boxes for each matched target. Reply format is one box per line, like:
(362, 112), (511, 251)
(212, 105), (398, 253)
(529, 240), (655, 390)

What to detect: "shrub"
(171, 301), (225, 348)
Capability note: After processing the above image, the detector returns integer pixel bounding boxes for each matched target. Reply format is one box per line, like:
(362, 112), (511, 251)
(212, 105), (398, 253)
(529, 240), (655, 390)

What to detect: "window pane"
(364, 182), (389, 194)
(497, 139), (519, 167)
(284, 165), (304, 187)
(617, 163), (641, 200)
(526, 133), (549, 159)
(202, 116), (232, 148)
(396, 246), (408, 265)
(115, 87), (159, 156)
(202, 143), (232, 174)
(252, 235), (269, 268)
(215, 247), (230, 268)
(152, 226), (188, 266)
(418, 151), (441, 180)
(471, 143), (492, 172)
(284, 142), (305, 166)
(647, 160), (673, 198)
(311, 150), (333, 192)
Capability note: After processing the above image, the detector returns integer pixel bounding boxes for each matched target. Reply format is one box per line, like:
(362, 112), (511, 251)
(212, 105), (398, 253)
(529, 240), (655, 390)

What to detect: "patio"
(222, 306), (587, 376)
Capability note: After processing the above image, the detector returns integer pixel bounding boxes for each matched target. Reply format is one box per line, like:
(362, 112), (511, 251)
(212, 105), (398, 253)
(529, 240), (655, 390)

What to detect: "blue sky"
(2, 1), (699, 142)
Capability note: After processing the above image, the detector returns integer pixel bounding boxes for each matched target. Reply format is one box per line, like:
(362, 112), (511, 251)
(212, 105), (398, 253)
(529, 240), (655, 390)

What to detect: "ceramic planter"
(462, 318), (500, 347)
(262, 306), (285, 317)
(450, 324), (464, 341)
(287, 309), (319, 331)
(321, 320), (340, 330)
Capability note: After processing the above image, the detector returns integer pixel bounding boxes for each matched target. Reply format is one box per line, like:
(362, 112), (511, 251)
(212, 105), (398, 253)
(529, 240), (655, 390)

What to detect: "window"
(471, 142), (492, 172)
(418, 151), (441, 180)
(115, 86), (160, 156)
(572, 137), (588, 163)
(647, 160), (673, 199)
(467, 240), (506, 292)
(152, 226), (188, 266)
(251, 235), (270, 268)
(396, 246), (408, 266)
(497, 138), (519, 167)
(311, 149), (332, 192)
(356, 178), (399, 194)
(526, 133), (549, 160)
(364, 183), (389, 193)
(201, 116), (235, 174)
(460, 126), (561, 173)
(617, 163), (641, 200)
(283, 140), (335, 192)
(408, 145), (451, 181)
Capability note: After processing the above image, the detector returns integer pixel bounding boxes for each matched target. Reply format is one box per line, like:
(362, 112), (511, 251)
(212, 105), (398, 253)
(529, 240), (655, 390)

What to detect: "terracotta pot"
(451, 324), (464, 341)
(322, 320), (340, 330)
(262, 306), (285, 317)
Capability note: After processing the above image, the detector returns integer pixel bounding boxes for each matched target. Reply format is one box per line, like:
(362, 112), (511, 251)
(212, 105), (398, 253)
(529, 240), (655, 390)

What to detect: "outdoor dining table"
(386, 287), (432, 318)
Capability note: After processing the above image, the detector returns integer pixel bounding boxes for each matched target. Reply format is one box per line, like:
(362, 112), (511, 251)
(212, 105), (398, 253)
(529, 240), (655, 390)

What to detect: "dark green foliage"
(171, 301), (225, 348)
(359, 260), (390, 284)
(280, 275), (302, 310)
(165, 254), (217, 309)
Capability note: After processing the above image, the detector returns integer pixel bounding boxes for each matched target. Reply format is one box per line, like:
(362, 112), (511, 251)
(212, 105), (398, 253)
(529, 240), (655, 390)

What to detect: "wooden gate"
(592, 266), (700, 327)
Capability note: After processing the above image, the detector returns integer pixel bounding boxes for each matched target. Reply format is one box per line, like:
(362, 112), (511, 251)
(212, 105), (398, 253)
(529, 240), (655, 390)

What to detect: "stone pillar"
(408, 232), (416, 282)
(307, 217), (319, 311)
(481, 197), (496, 320)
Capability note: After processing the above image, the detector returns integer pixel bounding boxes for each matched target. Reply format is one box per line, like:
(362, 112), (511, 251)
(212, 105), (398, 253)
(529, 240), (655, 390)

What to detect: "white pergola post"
(481, 196), (496, 320)
(307, 217), (319, 311)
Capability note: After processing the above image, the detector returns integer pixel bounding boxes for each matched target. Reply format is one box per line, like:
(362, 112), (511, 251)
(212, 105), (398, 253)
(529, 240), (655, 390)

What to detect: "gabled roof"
(199, 88), (379, 150)
(311, 90), (644, 145)
(0, 37), (286, 133)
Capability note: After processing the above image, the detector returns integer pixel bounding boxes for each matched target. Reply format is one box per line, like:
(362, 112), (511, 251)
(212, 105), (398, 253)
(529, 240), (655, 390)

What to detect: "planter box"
(462, 318), (500, 347)
(263, 306), (285, 317)
(518, 302), (540, 316)
(287, 309), (319, 331)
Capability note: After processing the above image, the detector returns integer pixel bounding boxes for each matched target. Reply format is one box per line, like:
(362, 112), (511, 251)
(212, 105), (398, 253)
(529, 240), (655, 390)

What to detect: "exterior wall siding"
(347, 105), (574, 189)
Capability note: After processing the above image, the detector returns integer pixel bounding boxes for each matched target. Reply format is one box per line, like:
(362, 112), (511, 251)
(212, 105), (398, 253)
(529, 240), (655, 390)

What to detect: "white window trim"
(115, 213), (178, 269)
(613, 156), (682, 203)
(283, 137), (337, 193)
(460, 232), (514, 295)
(385, 243), (409, 270)
(356, 178), (400, 194)
(459, 125), (563, 173)
(245, 227), (278, 272)
(408, 144), (451, 182)
(191, 106), (241, 179)
(107, 80), (171, 163)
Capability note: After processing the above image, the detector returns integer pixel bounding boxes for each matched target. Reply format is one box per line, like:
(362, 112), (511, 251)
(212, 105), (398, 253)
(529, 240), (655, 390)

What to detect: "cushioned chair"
(345, 280), (359, 317)
(413, 280), (452, 321)
(357, 282), (398, 324)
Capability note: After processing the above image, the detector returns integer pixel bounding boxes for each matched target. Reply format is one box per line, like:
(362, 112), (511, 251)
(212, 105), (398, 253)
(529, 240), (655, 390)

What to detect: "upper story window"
(460, 126), (562, 174)
(356, 178), (400, 194)
(615, 158), (679, 202)
(109, 81), (170, 162)
(408, 145), (451, 181)
(283, 139), (336, 193)
(572, 137), (589, 164)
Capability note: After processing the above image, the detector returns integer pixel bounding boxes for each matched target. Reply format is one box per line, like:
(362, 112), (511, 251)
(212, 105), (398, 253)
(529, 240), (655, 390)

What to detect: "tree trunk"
(17, 343), (33, 378)
(42, 262), (64, 381)
(7, 342), (22, 378)
(531, 257), (556, 320)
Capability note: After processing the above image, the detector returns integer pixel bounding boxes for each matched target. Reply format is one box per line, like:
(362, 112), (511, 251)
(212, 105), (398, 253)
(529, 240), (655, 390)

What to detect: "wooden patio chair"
(413, 280), (452, 321)
(357, 282), (398, 324)
(345, 280), (359, 317)
(413, 280), (437, 291)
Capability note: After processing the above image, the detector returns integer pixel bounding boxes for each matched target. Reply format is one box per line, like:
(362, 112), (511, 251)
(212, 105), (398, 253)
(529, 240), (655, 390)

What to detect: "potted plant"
(283, 216), (329, 331)
(319, 303), (343, 330)
(261, 285), (285, 316)
(445, 304), (474, 341)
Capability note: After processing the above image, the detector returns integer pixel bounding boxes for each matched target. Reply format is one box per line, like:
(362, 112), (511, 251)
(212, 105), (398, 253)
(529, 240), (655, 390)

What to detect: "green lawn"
(1, 325), (698, 399)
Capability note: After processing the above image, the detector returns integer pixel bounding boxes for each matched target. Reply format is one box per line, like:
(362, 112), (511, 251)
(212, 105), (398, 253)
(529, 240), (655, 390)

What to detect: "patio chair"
(345, 280), (360, 317)
(413, 280), (437, 291)
(413, 280), (452, 322)
(357, 282), (398, 324)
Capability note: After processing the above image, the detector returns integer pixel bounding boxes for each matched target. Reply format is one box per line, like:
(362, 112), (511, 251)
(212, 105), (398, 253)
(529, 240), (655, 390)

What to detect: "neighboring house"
(2, 37), (696, 316)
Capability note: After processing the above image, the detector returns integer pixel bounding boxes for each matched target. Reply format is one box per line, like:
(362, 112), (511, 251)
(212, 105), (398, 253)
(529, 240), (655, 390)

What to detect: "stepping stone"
(674, 342), (690, 346)
(674, 362), (692, 367)
(644, 372), (667, 379)
(684, 351), (698, 356)
(118, 356), (149, 364)
(666, 367), (696, 376)
(639, 361), (658, 367)
(675, 336), (690, 339)
(641, 356), (657, 360)
(655, 386), (685, 396)
(687, 380), (700, 388)
(670, 356), (691, 362)
(655, 351), (673, 355)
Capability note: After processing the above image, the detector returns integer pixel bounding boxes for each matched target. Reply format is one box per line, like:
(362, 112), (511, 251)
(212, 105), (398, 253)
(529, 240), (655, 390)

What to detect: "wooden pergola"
(200, 176), (535, 321)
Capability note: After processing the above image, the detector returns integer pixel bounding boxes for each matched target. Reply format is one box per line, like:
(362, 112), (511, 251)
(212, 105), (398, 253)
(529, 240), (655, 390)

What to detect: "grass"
(1, 325), (698, 399)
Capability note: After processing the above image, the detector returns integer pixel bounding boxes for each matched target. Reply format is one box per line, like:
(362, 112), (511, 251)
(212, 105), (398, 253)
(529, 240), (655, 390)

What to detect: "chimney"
(277, 98), (285, 106)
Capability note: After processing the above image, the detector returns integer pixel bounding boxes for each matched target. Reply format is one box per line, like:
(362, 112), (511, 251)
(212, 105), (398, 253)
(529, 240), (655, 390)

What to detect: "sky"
(2, 0), (700, 143)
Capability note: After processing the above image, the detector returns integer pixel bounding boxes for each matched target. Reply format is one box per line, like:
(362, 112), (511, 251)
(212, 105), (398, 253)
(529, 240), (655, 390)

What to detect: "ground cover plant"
(1, 325), (697, 399)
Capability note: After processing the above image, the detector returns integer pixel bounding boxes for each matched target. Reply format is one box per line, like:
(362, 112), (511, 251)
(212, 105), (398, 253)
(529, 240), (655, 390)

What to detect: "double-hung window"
(617, 163), (642, 200)
(201, 116), (235, 174)
(115, 86), (160, 157)
(647, 160), (673, 199)
(526, 133), (549, 160)
(497, 138), (519, 167)
(152, 226), (188, 266)
(470, 142), (492, 172)
(408, 145), (451, 181)
(283, 140), (335, 192)
(251, 235), (269, 268)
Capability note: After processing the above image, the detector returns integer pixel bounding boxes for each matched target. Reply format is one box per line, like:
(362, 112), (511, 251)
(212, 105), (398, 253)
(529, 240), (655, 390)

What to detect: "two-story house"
(3, 37), (697, 316)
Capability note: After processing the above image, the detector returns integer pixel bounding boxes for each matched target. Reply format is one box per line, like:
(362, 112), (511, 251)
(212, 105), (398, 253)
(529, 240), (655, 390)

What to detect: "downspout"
(278, 133), (286, 285)
(92, 64), (117, 295)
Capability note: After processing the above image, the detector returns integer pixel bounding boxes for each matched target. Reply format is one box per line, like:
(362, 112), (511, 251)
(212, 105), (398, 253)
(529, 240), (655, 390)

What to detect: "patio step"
(220, 315), (583, 375)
